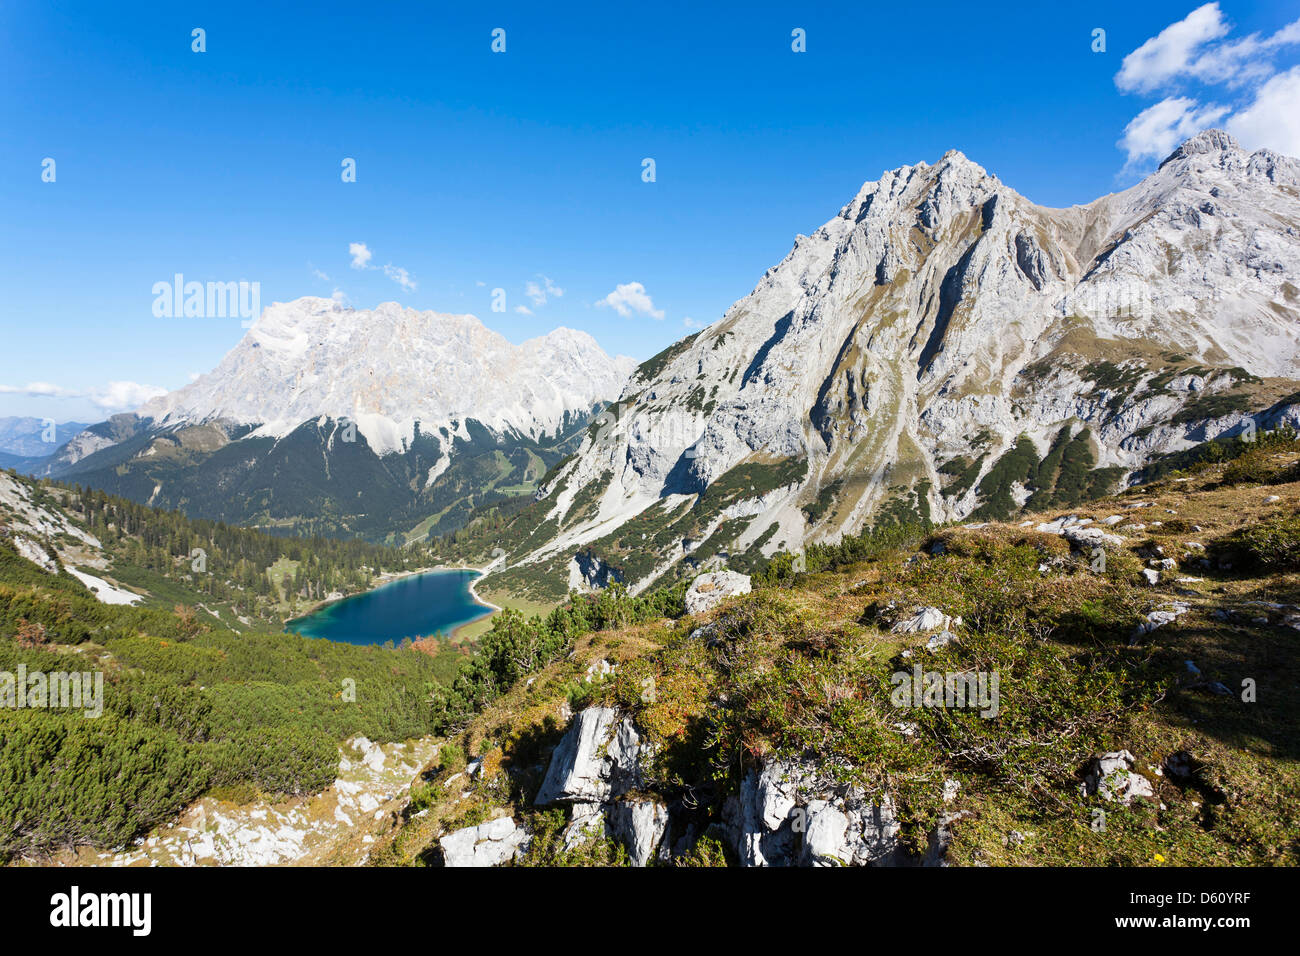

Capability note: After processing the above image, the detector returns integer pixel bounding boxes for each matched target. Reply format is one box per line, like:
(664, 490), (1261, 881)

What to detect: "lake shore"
(451, 581), (558, 643)
(286, 564), (499, 641)
(287, 561), (497, 624)
(285, 561), (553, 646)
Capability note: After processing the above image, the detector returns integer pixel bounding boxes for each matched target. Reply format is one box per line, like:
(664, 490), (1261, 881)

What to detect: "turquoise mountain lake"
(285, 569), (493, 645)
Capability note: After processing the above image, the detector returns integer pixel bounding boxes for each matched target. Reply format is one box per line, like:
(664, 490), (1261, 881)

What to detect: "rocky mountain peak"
(1158, 128), (1241, 168)
(138, 296), (635, 455)
(498, 133), (1300, 595)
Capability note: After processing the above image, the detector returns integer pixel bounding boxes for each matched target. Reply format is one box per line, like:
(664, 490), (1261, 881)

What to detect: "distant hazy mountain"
(44, 299), (637, 541)
(0, 417), (89, 459)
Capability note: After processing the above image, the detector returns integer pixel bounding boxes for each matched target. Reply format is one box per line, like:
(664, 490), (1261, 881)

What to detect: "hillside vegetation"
(0, 471), (458, 862)
(36, 480), (442, 628)
(374, 431), (1300, 866)
(5, 429), (1299, 867)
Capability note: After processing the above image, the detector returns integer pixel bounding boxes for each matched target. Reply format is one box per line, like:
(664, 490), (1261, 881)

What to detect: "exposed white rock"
(1130, 602), (1191, 641)
(1, 472), (104, 572)
(1083, 751), (1155, 805)
(584, 658), (615, 683)
(891, 606), (960, 634)
(800, 795), (902, 867)
(606, 800), (669, 867)
(737, 760), (810, 866)
(81, 736), (437, 867)
(563, 802), (606, 850)
(511, 131), (1300, 592)
(734, 759), (906, 867)
(440, 816), (529, 867)
(65, 568), (142, 605)
(12, 536), (56, 572)
(684, 570), (752, 616)
(1063, 526), (1125, 550)
(138, 299), (637, 457)
(535, 707), (646, 805)
(925, 630), (958, 651)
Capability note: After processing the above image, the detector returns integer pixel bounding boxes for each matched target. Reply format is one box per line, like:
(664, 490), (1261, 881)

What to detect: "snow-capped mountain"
(44, 301), (636, 540)
(139, 298), (637, 455)
(483, 131), (1300, 596)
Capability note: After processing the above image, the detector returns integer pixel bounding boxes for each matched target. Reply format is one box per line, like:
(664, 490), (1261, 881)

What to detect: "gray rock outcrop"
(684, 570), (753, 615)
(1082, 750), (1156, 805)
(606, 800), (670, 867)
(733, 759), (909, 867)
(535, 706), (646, 805)
(440, 816), (529, 867)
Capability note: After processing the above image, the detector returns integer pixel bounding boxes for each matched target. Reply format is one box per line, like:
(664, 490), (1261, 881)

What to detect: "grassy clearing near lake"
(451, 585), (558, 644)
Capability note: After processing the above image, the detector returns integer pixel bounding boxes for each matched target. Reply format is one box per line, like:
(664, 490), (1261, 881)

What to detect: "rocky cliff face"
(495, 131), (1300, 594)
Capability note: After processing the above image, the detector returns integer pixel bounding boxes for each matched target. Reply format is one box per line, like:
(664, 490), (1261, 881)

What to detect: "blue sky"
(2, 0), (1298, 422)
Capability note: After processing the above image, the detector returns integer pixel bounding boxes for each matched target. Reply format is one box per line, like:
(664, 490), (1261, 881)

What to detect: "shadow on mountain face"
(916, 239), (980, 381)
(741, 311), (794, 390)
(660, 449), (707, 497)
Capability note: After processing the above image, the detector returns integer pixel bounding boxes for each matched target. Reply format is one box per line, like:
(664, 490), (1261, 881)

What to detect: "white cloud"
(1116, 3), (1231, 93)
(0, 382), (72, 398)
(1114, 6), (1300, 167)
(1, 380), (165, 412)
(1116, 3), (1300, 92)
(526, 275), (564, 307)
(92, 381), (166, 411)
(309, 264), (330, 281)
(349, 242), (373, 269)
(382, 264), (417, 291)
(1119, 96), (1230, 165)
(331, 288), (350, 308)
(348, 242), (415, 291)
(514, 304), (533, 314)
(683, 316), (702, 329)
(1189, 33), (1280, 88)
(596, 281), (665, 320)
(1227, 65), (1300, 158)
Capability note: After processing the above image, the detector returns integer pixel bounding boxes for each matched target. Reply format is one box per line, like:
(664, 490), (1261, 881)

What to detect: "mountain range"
(0, 417), (88, 468)
(6, 129), (1300, 871)
(17, 130), (1300, 599)
(26, 299), (635, 540)
(442, 130), (1300, 600)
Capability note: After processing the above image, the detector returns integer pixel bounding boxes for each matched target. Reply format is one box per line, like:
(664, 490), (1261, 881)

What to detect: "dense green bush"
(0, 531), (452, 860)
(1137, 426), (1299, 484)
(1214, 512), (1300, 571)
(0, 711), (208, 858)
(211, 726), (339, 795)
(428, 582), (688, 733)
(754, 516), (930, 587)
